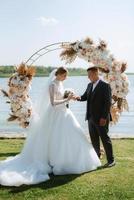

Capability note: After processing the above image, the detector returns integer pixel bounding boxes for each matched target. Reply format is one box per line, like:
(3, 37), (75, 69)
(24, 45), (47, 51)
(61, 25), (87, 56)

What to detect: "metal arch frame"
(25, 42), (69, 66)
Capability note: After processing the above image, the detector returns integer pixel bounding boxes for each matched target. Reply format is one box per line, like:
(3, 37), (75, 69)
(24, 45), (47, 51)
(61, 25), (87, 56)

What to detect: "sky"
(0, 0), (134, 72)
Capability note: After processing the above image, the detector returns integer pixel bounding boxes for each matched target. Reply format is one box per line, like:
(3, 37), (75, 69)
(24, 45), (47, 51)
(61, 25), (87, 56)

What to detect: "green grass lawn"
(0, 139), (134, 200)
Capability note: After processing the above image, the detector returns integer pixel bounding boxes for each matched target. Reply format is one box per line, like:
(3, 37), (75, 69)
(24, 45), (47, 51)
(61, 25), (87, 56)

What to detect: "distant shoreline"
(0, 132), (133, 139)
(0, 66), (87, 77)
(0, 65), (133, 78)
(0, 72), (133, 78)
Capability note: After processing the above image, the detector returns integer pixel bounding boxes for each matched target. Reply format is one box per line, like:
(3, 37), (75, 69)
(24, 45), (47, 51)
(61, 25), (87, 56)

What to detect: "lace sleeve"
(49, 83), (69, 106)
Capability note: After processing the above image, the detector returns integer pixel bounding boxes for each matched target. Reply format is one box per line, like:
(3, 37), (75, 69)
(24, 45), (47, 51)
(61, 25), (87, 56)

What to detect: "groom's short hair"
(87, 66), (98, 72)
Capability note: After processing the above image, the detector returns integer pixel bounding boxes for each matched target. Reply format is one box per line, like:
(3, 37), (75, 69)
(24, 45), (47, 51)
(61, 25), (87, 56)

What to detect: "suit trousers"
(88, 118), (114, 163)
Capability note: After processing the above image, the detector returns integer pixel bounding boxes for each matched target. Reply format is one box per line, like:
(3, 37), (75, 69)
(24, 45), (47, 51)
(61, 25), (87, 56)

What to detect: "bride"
(0, 67), (101, 186)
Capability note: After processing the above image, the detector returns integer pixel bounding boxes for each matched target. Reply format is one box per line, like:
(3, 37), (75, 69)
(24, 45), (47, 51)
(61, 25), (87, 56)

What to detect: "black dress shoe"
(104, 161), (116, 168)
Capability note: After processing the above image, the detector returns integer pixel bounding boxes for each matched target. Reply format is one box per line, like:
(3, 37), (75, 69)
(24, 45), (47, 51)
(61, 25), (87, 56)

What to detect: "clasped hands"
(67, 92), (81, 101)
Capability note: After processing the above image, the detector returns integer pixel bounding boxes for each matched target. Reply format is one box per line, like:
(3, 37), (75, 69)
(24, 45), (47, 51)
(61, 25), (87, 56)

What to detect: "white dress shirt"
(92, 79), (100, 92)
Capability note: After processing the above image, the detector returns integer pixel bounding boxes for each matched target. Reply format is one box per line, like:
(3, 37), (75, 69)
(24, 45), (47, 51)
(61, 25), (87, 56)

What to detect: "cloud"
(37, 17), (59, 26)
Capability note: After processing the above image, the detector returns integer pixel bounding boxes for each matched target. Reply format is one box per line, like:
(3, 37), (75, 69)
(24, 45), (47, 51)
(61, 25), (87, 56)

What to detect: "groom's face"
(87, 70), (98, 82)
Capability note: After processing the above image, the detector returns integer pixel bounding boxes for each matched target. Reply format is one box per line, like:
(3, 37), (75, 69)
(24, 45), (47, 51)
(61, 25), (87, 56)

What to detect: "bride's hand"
(75, 96), (81, 100)
(67, 93), (75, 100)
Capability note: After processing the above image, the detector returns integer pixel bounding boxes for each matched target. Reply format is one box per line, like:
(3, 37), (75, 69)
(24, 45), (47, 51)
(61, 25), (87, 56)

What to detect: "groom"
(76, 66), (115, 167)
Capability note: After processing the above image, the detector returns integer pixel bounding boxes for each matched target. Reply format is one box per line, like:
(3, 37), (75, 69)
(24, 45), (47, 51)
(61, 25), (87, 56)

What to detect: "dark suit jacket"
(80, 80), (112, 124)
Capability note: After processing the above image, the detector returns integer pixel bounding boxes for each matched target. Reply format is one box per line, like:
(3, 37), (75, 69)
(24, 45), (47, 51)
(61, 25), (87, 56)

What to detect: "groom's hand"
(99, 118), (107, 126)
(75, 96), (81, 101)
(72, 96), (77, 100)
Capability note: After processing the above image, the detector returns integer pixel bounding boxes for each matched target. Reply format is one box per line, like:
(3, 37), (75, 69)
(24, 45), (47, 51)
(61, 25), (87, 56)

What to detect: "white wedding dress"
(0, 70), (101, 186)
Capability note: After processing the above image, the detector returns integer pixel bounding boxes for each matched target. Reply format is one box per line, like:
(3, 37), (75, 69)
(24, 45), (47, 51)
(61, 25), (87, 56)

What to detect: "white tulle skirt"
(0, 104), (101, 186)
(47, 104), (101, 175)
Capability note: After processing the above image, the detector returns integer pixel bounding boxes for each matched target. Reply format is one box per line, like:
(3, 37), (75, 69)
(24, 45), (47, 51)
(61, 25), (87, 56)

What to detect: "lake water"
(0, 75), (134, 138)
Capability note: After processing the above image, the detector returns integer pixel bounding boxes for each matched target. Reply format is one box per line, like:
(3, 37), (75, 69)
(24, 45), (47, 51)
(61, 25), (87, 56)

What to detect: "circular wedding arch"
(1, 38), (128, 128)
(24, 39), (129, 125)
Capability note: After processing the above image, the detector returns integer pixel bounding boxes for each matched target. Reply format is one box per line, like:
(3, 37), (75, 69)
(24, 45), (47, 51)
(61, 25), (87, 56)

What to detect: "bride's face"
(57, 72), (67, 81)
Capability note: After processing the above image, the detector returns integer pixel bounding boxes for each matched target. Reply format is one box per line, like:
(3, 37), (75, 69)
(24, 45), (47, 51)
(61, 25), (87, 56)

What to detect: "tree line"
(0, 65), (87, 77)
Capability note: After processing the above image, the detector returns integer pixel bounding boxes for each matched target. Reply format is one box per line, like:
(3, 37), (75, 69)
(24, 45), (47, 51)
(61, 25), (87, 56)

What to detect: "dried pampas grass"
(110, 106), (120, 124)
(84, 37), (93, 45)
(16, 63), (28, 75)
(16, 63), (36, 78)
(121, 62), (127, 73)
(26, 66), (36, 80)
(60, 48), (77, 63)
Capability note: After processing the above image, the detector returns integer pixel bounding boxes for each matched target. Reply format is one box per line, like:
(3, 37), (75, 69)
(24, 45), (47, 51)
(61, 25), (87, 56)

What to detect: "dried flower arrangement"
(60, 37), (129, 124)
(0, 63), (36, 128)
